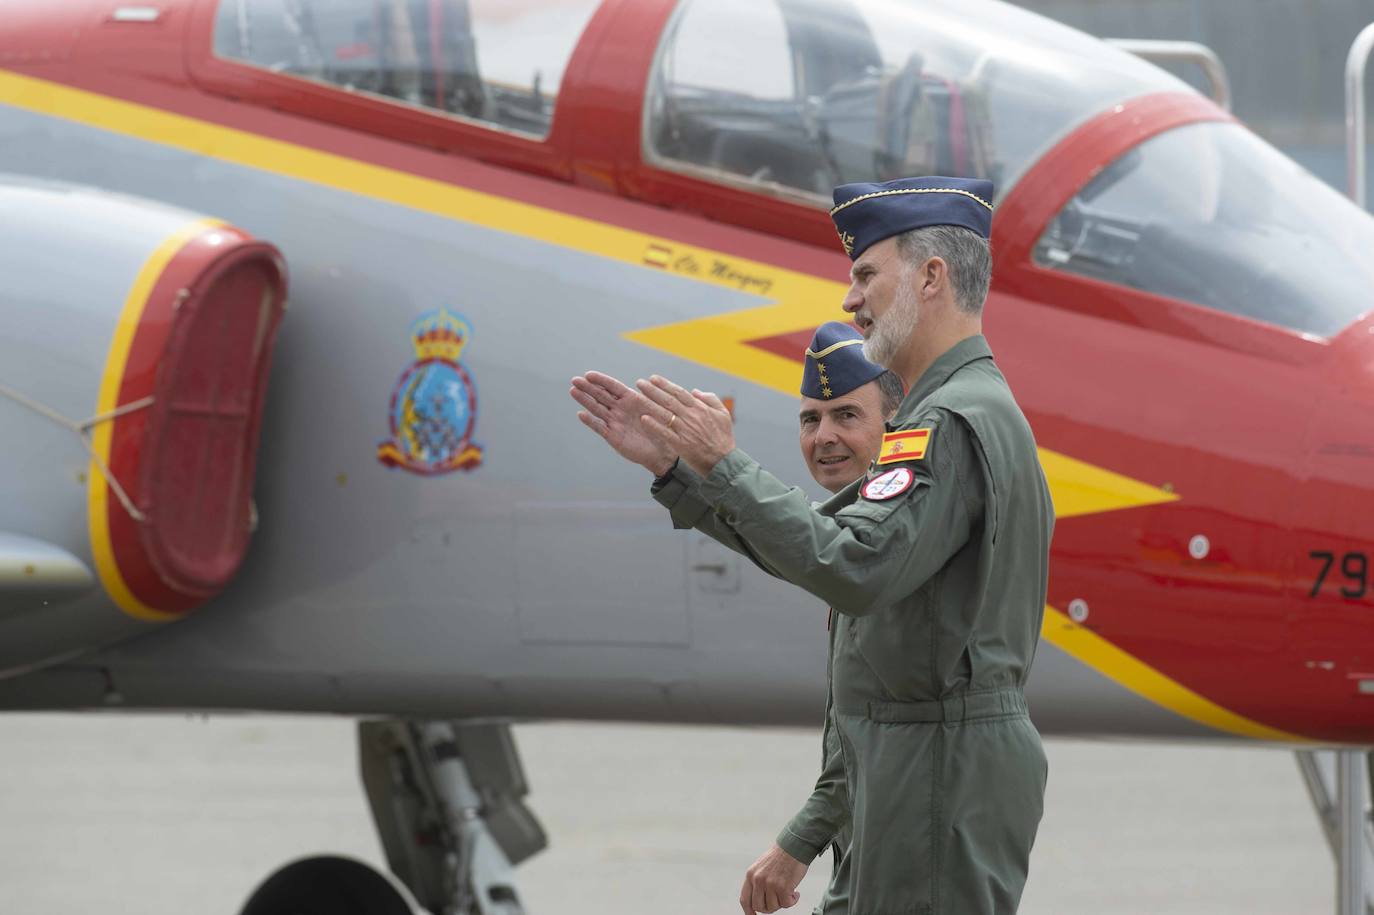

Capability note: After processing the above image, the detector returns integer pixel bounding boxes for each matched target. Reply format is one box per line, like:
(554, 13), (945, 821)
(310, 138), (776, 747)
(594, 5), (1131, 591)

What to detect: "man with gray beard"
(571, 176), (1053, 914)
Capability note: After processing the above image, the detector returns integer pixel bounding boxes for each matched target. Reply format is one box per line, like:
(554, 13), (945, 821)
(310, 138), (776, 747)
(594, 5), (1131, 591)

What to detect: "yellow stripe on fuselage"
(0, 68), (846, 392)
(87, 217), (223, 622)
(0, 69), (1276, 736)
(1039, 605), (1306, 742)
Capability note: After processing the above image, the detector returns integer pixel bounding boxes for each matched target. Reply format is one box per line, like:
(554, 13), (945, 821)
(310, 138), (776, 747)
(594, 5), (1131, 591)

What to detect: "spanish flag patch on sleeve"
(877, 428), (933, 464)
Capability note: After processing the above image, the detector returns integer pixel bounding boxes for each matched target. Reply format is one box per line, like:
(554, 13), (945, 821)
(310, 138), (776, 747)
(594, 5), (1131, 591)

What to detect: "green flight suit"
(652, 335), (1053, 915)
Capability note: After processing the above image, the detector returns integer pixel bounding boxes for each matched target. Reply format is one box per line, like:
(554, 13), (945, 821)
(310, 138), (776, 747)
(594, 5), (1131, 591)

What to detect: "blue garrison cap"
(800, 322), (885, 400)
(830, 176), (994, 260)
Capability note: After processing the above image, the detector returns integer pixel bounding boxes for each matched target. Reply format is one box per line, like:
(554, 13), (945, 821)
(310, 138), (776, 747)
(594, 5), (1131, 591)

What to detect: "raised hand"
(570, 371), (677, 476)
(636, 375), (736, 478)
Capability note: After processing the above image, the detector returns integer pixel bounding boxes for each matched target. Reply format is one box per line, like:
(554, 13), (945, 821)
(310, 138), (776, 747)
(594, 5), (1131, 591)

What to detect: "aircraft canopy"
(645, 0), (1189, 202)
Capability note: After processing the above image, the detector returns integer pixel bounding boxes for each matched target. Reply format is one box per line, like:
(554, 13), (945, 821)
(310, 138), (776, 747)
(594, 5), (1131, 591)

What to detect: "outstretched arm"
(636, 376), (978, 617)
(576, 372), (978, 618)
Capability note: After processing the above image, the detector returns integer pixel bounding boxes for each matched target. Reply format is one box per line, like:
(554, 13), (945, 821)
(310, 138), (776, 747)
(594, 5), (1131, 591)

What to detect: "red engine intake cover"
(90, 220), (286, 620)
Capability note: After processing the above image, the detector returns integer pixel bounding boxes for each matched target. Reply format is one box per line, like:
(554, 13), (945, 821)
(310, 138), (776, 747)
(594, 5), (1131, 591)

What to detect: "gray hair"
(895, 225), (992, 314)
(876, 370), (905, 419)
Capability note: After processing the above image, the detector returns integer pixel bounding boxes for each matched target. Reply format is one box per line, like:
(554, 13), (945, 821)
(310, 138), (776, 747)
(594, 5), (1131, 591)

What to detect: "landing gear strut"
(1296, 749), (1374, 915)
(359, 720), (547, 915)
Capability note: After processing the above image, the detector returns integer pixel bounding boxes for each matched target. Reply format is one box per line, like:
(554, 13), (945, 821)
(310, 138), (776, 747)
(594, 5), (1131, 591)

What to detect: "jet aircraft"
(1, 0), (1372, 912)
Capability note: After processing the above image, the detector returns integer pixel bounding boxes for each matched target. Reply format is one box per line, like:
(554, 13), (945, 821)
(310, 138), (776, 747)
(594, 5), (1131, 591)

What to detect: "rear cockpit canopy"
(645, 0), (1188, 202)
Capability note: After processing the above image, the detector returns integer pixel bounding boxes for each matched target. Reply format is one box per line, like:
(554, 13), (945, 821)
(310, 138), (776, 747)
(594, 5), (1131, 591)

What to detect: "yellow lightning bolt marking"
(1040, 449), (1177, 519)
(624, 250), (844, 394)
(1041, 604), (1306, 741)
(0, 68), (1292, 739)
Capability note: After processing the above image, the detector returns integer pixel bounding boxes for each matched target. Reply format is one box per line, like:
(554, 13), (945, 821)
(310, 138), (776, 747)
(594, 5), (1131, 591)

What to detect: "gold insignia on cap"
(821, 385), (833, 398)
(838, 230), (855, 256)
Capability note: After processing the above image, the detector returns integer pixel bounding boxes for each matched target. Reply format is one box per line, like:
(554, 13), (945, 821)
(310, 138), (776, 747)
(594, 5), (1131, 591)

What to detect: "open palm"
(571, 371), (676, 475)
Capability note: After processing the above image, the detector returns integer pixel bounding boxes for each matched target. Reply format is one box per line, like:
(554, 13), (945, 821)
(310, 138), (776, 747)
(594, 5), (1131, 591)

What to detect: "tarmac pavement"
(0, 714), (1333, 914)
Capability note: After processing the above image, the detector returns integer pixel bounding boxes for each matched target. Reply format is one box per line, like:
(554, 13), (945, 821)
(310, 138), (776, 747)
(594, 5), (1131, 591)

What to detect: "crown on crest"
(409, 308), (470, 362)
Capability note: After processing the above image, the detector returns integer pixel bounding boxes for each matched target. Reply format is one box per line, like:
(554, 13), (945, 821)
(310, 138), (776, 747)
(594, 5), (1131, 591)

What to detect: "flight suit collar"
(891, 334), (993, 427)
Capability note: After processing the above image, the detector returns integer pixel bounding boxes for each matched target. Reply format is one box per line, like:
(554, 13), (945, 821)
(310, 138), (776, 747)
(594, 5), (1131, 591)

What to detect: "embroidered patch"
(877, 427), (932, 464)
(863, 466), (915, 501)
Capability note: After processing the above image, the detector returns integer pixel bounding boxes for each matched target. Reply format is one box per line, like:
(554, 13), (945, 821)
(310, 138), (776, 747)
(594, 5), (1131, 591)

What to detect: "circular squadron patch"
(862, 466), (915, 501)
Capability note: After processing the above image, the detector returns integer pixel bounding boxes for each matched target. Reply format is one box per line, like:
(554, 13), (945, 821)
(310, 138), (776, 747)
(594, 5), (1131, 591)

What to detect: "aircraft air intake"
(0, 178), (286, 674)
(126, 236), (285, 600)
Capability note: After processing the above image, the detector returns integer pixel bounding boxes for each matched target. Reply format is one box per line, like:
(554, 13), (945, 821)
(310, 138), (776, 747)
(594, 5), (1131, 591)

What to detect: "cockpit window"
(645, 0), (1187, 204)
(1034, 122), (1374, 338)
(213, 0), (600, 139)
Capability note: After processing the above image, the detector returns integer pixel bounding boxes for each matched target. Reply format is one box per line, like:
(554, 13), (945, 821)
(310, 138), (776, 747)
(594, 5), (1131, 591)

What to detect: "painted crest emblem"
(377, 308), (483, 475)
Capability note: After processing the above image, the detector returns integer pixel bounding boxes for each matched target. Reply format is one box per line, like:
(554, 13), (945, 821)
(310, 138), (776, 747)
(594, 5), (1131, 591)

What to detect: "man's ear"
(920, 256), (949, 301)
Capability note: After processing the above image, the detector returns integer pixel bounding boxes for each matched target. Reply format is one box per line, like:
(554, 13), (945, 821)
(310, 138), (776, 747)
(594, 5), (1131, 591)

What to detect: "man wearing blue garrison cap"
(571, 175), (1054, 915)
(739, 322), (903, 915)
(795, 322), (898, 489)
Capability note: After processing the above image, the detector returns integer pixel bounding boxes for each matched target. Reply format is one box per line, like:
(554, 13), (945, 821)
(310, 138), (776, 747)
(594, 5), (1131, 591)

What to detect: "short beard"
(862, 277), (920, 368)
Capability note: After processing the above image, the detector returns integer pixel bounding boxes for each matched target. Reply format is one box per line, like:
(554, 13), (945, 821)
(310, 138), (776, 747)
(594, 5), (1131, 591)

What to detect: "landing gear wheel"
(239, 855), (412, 915)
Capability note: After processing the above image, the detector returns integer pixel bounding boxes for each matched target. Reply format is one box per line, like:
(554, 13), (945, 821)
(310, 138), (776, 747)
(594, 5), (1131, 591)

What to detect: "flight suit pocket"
(839, 716), (937, 915)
